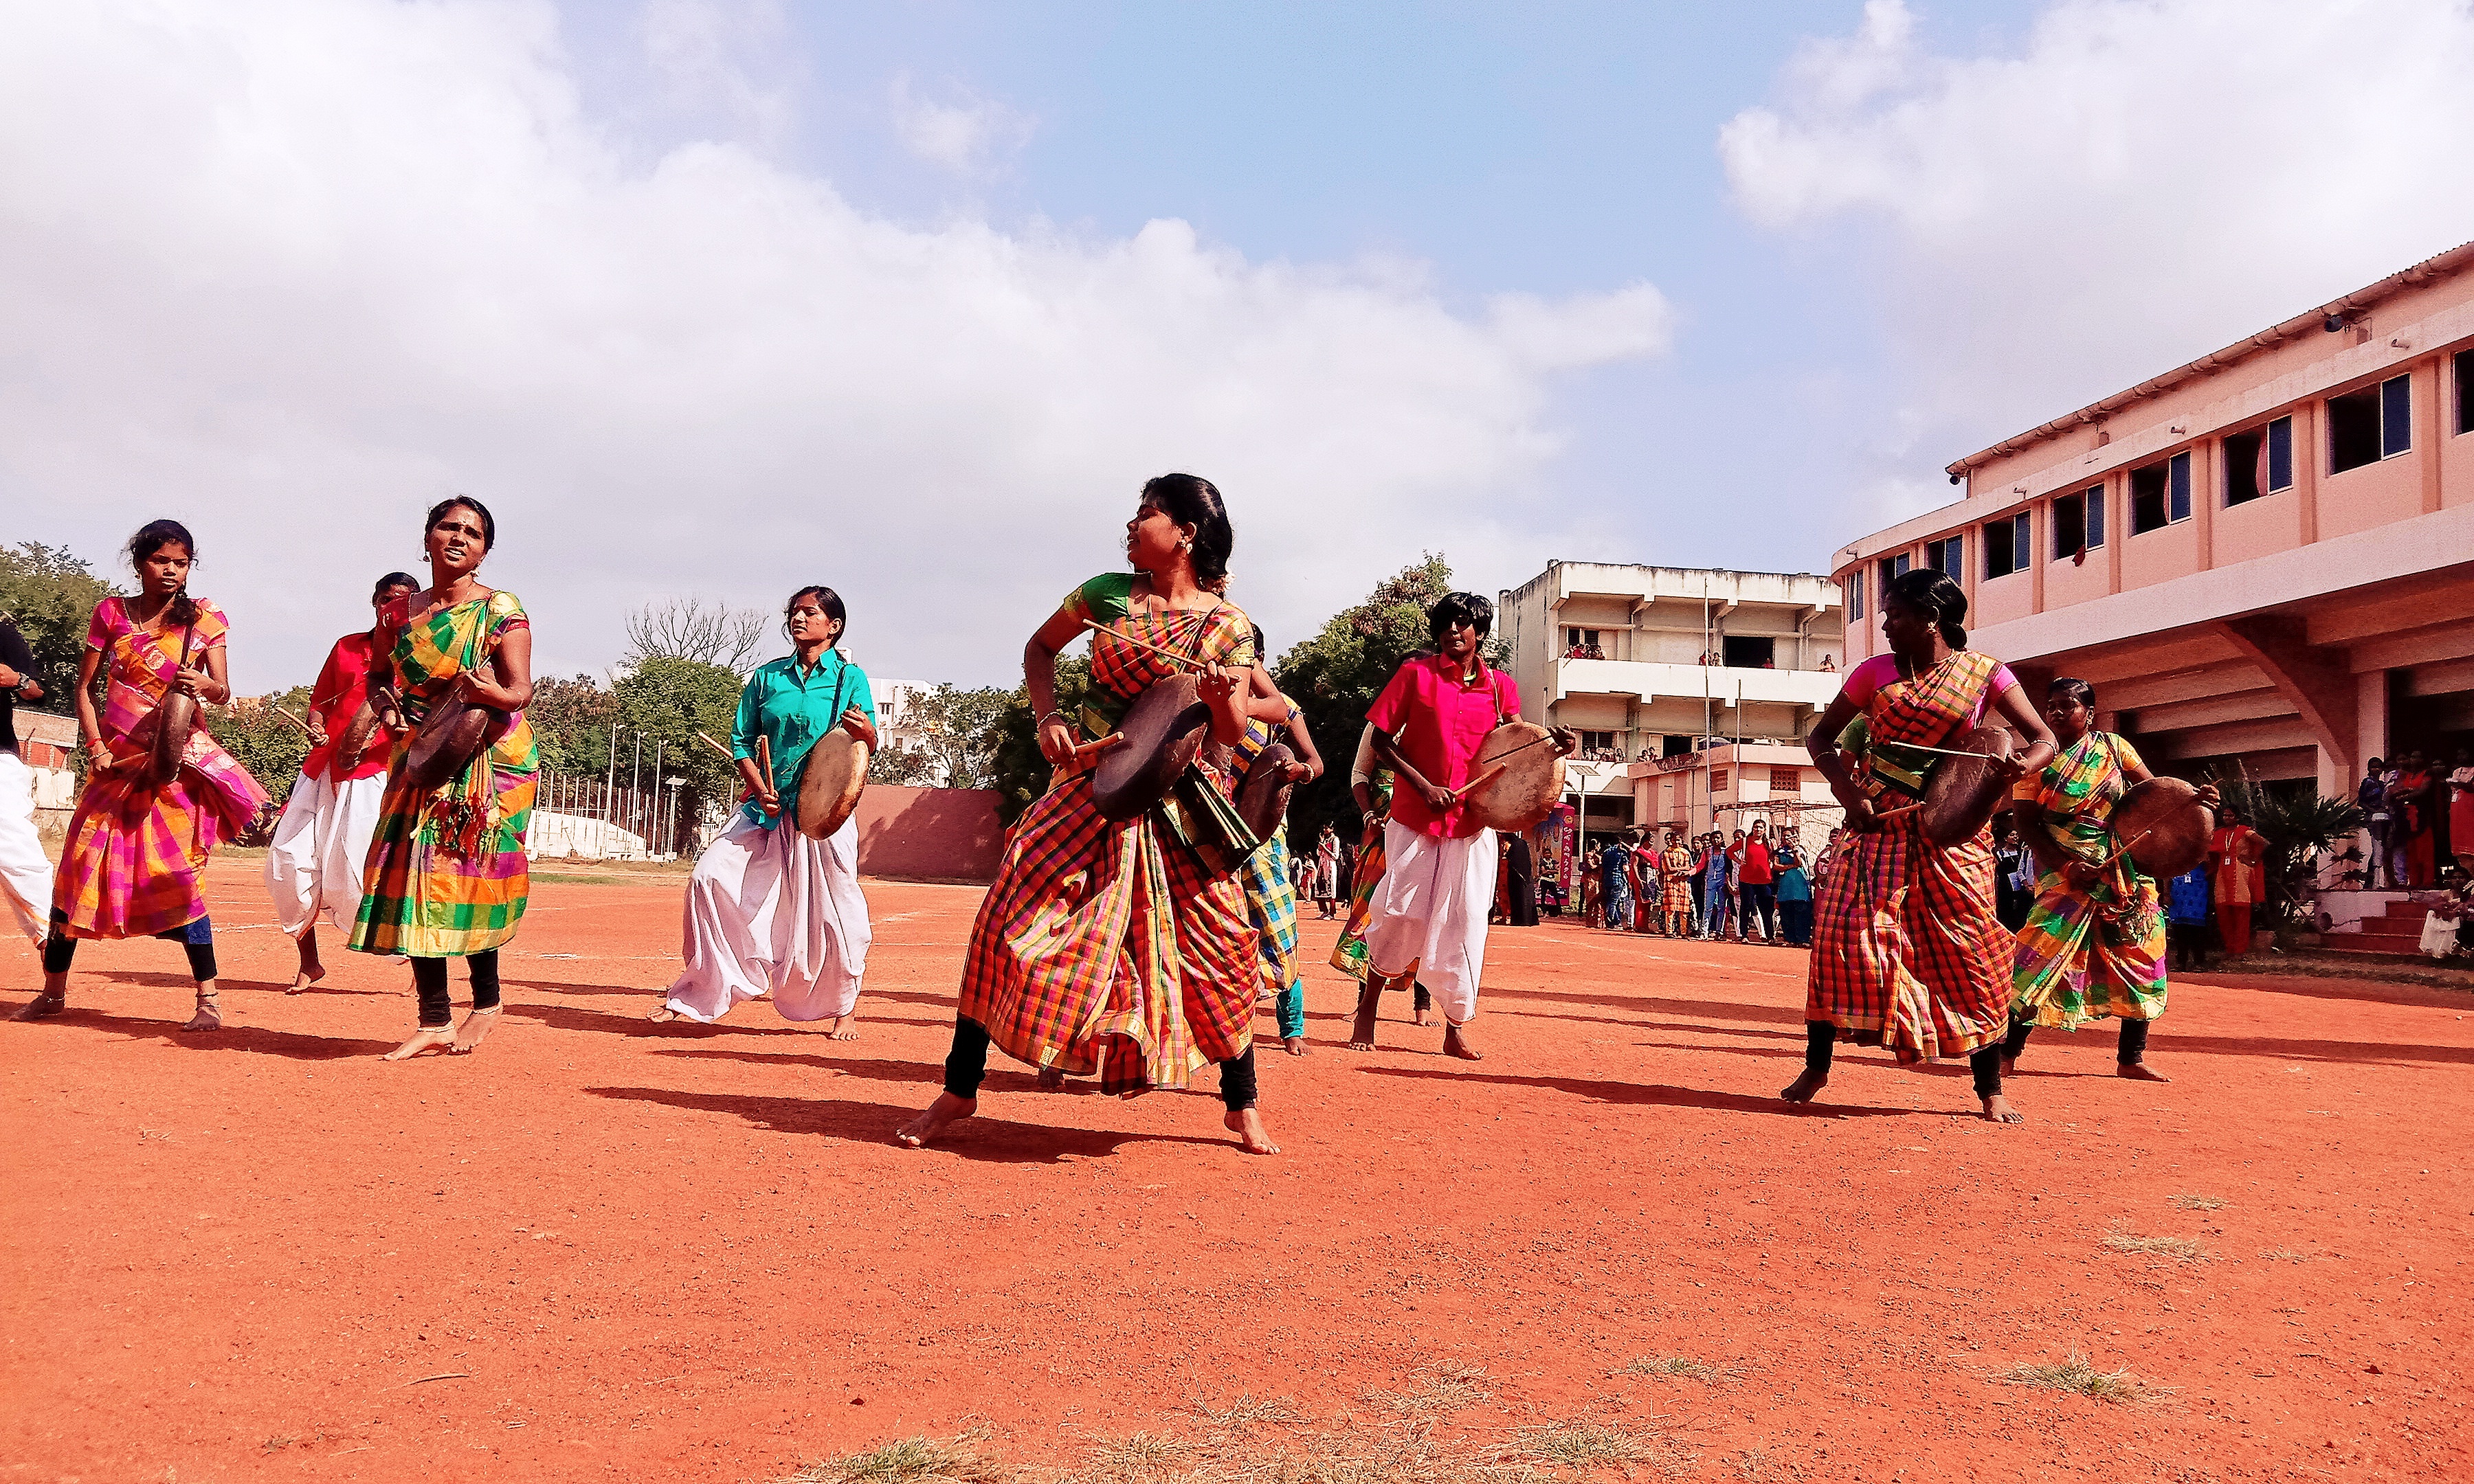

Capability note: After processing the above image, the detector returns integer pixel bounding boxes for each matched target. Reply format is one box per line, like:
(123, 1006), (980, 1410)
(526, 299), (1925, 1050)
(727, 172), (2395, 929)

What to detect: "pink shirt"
(1366, 653), (1521, 840)
(1839, 653), (2021, 726)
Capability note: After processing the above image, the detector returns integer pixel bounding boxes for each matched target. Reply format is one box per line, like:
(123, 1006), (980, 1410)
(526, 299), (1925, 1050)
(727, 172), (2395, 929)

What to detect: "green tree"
(612, 657), (745, 835)
(0, 540), (122, 705)
(2211, 775), (2363, 934)
(909, 681), (1035, 794)
(985, 659), (1093, 823)
(524, 673), (621, 778)
(1269, 555), (1493, 848)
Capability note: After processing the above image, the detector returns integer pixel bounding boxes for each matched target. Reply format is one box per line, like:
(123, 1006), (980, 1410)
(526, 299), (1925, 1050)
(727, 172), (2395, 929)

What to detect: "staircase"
(2321, 899), (2433, 958)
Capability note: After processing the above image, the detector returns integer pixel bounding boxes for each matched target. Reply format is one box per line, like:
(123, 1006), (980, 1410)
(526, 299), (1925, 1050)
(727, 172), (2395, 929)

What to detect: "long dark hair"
(785, 585), (847, 651)
(125, 519), (200, 629)
(1141, 473), (1233, 589)
(425, 495), (497, 552)
(1886, 568), (1968, 649)
(2049, 675), (2097, 712)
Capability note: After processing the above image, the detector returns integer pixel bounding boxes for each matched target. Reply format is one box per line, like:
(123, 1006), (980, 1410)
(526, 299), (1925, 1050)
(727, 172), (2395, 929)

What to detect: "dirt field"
(3, 855), (2466, 1483)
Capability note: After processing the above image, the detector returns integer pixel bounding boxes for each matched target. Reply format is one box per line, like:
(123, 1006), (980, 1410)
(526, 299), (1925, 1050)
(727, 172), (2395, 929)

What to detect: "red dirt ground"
(3, 854), (2467, 1483)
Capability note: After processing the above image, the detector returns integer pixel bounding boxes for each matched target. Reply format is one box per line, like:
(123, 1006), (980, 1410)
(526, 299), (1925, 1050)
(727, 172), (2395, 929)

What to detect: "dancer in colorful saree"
(900, 474), (1278, 1155)
(1999, 677), (2216, 1083)
(1785, 570), (2056, 1123)
(265, 571), (421, 993)
(350, 497), (538, 1061)
(21, 520), (272, 1030)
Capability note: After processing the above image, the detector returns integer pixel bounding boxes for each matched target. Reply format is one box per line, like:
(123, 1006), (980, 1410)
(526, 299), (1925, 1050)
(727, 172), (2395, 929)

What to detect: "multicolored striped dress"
(1330, 770), (1394, 980)
(2009, 732), (2166, 1029)
(956, 574), (1260, 1094)
(1234, 720), (1303, 1002)
(1806, 649), (2015, 1062)
(348, 591), (538, 958)
(51, 598), (271, 940)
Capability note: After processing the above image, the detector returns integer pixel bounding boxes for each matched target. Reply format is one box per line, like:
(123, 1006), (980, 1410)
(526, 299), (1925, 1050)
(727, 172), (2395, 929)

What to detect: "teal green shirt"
(733, 651), (876, 831)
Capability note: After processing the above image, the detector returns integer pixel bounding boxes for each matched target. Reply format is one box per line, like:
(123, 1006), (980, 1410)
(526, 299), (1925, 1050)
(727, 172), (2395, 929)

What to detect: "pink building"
(1833, 241), (2474, 813)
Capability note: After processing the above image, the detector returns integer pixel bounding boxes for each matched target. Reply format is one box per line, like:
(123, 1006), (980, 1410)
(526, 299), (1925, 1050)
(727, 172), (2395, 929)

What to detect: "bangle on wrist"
(1036, 708), (1065, 729)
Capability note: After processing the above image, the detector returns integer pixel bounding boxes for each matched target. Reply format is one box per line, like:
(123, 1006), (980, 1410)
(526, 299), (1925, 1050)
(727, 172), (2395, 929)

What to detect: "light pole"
(663, 776), (686, 859)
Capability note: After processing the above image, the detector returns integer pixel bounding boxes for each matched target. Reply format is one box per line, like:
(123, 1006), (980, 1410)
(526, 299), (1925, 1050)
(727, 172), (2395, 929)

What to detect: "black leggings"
(2003, 1015), (2150, 1065)
(43, 916), (218, 983)
(1805, 1020), (2005, 1099)
(412, 950), (502, 1028)
(943, 1016), (1260, 1110)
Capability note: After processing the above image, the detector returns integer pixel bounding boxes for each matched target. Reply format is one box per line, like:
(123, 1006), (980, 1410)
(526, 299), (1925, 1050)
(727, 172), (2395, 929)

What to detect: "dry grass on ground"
(2001, 1353), (2170, 1406)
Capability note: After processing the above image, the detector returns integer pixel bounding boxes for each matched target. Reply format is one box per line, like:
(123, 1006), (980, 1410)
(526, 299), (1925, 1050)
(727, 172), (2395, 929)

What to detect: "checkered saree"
(2009, 732), (2166, 1028)
(1805, 649), (2013, 1062)
(955, 580), (1260, 1094)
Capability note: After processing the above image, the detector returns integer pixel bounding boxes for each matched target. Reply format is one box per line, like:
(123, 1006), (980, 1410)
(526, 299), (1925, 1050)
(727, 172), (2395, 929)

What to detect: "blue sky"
(6, 1), (2468, 688)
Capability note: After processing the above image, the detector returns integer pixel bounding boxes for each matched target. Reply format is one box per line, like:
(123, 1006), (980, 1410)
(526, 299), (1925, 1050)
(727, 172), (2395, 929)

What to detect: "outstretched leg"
(899, 1018), (990, 1147)
(1781, 1020), (1833, 1103)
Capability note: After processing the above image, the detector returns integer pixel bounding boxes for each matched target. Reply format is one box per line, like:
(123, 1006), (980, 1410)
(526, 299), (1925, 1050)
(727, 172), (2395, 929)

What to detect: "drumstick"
(270, 704), (316, 739)
(693, 729), (735, 761)
(2097, 826), (2157, 870)
(1447, 761), (1510, 806)
(1875, 741), (1996, 760)
(1080, 619), (1201, 671)
(1869, 802), (1922, 822)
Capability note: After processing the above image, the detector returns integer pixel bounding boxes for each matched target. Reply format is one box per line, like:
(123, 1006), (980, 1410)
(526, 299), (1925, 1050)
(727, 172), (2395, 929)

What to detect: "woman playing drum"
(1789, 570), (2056, 1123)
(19, 520), (272, 1030)
(1999, 677), (2216, 1083)
(656, 586), (878, 1033)
(265, 571), (421, 992)
(900, 474), (1278, 1154)
(350, 497), (539, 1060)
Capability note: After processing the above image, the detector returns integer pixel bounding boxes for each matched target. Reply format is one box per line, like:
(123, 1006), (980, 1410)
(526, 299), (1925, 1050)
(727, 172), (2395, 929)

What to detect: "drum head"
(1092, 676), (1210, 822)
(797, 728), (869, 840)
(1236, 742), (1295, 844)
(143, 693), (198, 788)
(2112, 776), (2214, 879)
(1919, 725), (2014, 848)
(1463, 721), (1565, 833)
(405, 698), (505, 794)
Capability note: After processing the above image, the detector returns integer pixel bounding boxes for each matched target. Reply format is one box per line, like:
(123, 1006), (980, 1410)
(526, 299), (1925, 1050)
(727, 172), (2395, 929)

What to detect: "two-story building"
(1831, 239), (2474, 916)
(1497, 563), (1846, 842)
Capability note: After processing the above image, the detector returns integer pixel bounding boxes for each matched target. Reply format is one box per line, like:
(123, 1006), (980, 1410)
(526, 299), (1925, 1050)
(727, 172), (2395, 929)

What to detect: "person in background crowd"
(1579, 842), (1602, 923)
(2165, 860), (2213, 973)
(1990, 813), (2033, 934)
(1660, 829), (1693, 937)
(1774, 833), (1813, 947)
(1313, 822), (1344, 919)
(2449, 747), (2474, 873)
(1735, 821), (1777, 943)
(2207, 806), (2267, 956)
(1631, 831), (1662, 933)
(2358, 757), (2392, 889)
(1686, 833), (1710, 935)
(1704, 831), (1737, 941)
(1818, 655), (1838, 673)
(1600, 830), (1633, 931)
(0, 612), (56, 951)
(2391, 750), (2436, 887)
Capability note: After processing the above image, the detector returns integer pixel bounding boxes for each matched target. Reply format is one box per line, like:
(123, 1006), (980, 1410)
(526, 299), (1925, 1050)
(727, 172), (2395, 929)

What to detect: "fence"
(530, 773), (722, 862)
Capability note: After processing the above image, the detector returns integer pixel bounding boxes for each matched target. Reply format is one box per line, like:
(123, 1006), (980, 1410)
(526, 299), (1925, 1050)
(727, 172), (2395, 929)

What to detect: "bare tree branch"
(625, 597), (770, 674)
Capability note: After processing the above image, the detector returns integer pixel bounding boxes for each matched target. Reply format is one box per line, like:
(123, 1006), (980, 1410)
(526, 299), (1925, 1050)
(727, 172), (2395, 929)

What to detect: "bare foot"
(2117, 1063), (2170, 1082)
(179, 993), (221, 1033)
(14, 992), (66, 1021)
(1442, 1022), (1484, 1061)
(896, 1092), (975, 1148)
(1036, 1066), (1066, 1092)
(1781, 1069), (1828, 1104)
(1225, 1108), (1280, 1154)
(1981, 1094), (2025, 1124)
(287, 965), (324, 994)
(645, 1004), (682, 1024)
(1347, 977), (1382, 1051)
(1282, 1035), (1308, 1057)
(827, 1013), (859, 1041)
(384, 1024), (456, 1061)
(449, 1004), (499, 1054)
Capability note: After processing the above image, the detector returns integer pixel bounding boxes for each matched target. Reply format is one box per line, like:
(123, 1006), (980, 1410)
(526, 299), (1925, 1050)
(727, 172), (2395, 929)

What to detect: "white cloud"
(889, 72), (1034, 174)
(1719, 0), (2474, 515)
(0, 0), (1669, 692)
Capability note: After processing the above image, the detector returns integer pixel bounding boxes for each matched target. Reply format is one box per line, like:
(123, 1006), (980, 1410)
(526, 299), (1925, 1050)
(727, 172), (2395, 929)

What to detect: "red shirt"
(1365, 653), (1521, 840)
(303, 632), (388, 783)
(1735, 837), (1773, 886)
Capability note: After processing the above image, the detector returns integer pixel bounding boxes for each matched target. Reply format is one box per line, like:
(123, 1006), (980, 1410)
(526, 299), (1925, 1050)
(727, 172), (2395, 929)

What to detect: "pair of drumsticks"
(693, 730), (773, 802)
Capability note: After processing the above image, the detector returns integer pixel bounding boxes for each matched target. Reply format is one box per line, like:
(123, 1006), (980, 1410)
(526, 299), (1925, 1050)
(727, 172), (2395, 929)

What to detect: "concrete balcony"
(1547, 658), (1839, 708)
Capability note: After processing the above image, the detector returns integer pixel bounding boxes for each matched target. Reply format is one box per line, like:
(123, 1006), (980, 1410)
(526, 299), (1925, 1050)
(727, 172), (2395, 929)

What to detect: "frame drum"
(1461, 721), (1565, 833)
(2110, 777), (2214, 880)
(404, 693), (507, 794)
(1917, 725), (2015, 848)
(1091, 675), (1212, 822)
(142, 692), (198, 788)
(796, 728), (869, 840)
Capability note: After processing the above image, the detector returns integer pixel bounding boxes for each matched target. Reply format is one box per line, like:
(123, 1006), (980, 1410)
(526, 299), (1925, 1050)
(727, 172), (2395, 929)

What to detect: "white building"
(870, 678), (945, 782)
(1497, 562), (1846, 835)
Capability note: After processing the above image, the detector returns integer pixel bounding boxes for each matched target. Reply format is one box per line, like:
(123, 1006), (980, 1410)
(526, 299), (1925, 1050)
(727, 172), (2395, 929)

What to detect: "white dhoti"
(0, 752), (55, 946)
(664, 811), (870, 1023)
(1365, 819), (1496, 1025)
(264, 770), (389, 938)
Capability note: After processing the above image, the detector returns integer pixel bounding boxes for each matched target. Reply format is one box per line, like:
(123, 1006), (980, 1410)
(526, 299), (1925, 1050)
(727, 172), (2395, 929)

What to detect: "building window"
(2458, 348), (2472, 436)
(1768, 767), (1801, 791)
(1923, 535), (1964, 581)
(1983, 511), (2029, 579)
(1708, 767), (1730, 793)
(2051, 484), (2106, 559)
(2130, 451), (2192, 533)
(1877, 552), (1910, 593)
(1562, 628), (1603, 658)
(1845, 570), (1864, 620)
(1579, 730), (1616, 756)
(2224, 416), (2293, 506)
(1721, 636), (1774, 668)
(1662, 734), (1695, 758)
(2330, 373), (2411, 473)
